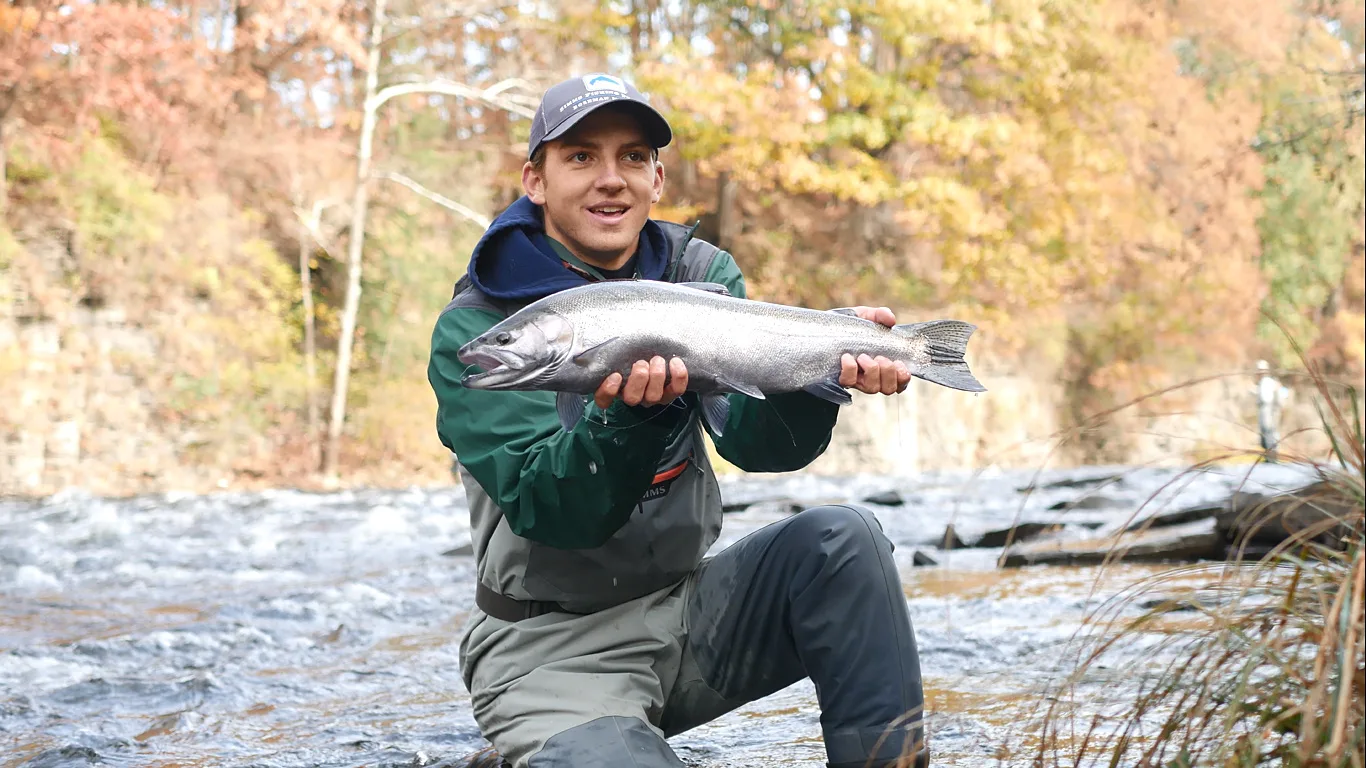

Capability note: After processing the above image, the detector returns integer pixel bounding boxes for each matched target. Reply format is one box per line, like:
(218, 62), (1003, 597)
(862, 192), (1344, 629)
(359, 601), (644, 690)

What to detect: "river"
(0, 462), (1319, 767)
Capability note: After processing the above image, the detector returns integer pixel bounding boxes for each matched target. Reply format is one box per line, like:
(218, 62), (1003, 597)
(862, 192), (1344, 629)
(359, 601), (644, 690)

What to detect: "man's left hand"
(839, 306), (911, 396)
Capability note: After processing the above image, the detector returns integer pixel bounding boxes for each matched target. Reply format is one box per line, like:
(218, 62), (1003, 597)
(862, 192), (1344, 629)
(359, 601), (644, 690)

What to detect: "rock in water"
(940, 524), (967, 550)
(1000, 518), (1223, 568)
(863, 490), (905, 506)
(973, 523), (1058, 548)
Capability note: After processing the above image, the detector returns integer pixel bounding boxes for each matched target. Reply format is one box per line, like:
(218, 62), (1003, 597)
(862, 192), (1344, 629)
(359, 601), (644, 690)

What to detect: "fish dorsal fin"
(829, 307), (878, 324)
(714, 374), (765, 400)
(676, 281), (732, 296)
(573, 336), (620, 365)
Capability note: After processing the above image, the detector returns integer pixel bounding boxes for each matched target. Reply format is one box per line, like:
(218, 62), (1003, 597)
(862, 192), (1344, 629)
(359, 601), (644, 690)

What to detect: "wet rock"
(1123, 502), (1221, 532)
(1018, 473), (1122, 493)
(973, 523), (1060, 548)
(1001, 518), (1223, 568)
(722, 498), (803, 515)
(441, 544), (475, 557)
(939, 525), (967, 550)
(1216, 481), (1361, 551)
(1047, 495), (1119, 512)
(17, 746), (102, 767)
(863, 490), (905, 506)
(746, 499), (804, 516)
(911, 550), (939, 566)
(429, 747), (505, 768)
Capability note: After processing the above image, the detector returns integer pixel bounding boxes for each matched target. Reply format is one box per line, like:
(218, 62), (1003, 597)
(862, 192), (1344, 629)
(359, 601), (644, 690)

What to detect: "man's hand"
(840, 306), (911, 396)
(595, 356), (689, 409)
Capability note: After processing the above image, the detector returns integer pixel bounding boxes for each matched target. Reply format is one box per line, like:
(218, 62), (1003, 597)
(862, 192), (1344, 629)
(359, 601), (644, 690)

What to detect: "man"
(428, 73), (929, 768)
(1254, 360), (1291, 463)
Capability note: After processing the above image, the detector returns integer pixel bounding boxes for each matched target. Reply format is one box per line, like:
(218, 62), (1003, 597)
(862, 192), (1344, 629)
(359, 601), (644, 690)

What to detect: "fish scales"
(457, 280), (984, 435)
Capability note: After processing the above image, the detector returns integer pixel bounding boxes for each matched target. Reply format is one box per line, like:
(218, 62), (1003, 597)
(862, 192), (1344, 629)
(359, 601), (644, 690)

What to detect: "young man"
(428, 73), (930, 768)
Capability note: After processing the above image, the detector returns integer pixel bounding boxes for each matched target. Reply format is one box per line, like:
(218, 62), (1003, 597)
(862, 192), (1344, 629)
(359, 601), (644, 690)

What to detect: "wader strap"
(476, 581), (586, 622)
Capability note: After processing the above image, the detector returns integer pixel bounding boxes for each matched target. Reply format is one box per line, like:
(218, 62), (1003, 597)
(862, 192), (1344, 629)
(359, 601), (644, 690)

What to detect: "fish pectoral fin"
(555, 391), (588, 430)
(803, 376), (853, 406)
(676, 281), (732, 296)
(572, 336), (621, 365)
(700, 394), (731, 437)
(714, 375), (765, 400)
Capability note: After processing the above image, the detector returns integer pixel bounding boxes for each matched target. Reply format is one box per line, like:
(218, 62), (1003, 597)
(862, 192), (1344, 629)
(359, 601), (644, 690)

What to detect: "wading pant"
(460, 505), (928, 768)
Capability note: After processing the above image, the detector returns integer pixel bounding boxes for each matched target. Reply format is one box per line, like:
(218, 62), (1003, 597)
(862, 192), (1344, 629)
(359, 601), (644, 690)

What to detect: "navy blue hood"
(467, 196), (671, 301)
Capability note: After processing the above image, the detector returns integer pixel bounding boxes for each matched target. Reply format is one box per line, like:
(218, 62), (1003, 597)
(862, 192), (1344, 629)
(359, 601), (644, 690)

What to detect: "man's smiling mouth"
(588, 204), (630, 224)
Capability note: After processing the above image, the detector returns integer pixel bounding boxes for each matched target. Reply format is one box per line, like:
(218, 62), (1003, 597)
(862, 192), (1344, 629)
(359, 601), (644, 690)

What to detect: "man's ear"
(522, 161), (546, 205)
(651, 158), (665, 204)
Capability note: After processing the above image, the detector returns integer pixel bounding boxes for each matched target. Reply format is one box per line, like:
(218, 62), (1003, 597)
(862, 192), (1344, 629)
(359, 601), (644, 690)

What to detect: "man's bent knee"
(528, 716), (684, 768)
(785, 504), (890, 553)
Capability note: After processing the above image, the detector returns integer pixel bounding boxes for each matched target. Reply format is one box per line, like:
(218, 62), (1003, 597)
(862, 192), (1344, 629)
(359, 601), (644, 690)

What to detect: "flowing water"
(0, 463), (1320, 767)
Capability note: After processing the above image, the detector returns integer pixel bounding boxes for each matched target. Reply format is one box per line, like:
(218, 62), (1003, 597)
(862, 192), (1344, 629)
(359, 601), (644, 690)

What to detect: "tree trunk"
(323, 0), (386, 479)
(297, 218), (320, 467)
(0, 118), (8, 223)
(716, 170), (738, 250)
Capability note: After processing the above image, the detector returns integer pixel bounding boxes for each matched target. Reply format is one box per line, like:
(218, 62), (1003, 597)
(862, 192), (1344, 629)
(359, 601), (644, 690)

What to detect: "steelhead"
(457, 280), (985, 436)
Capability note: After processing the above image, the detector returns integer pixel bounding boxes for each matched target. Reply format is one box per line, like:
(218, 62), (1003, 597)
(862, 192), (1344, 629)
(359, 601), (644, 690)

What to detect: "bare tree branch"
(368, 77), (539, 119)
(373, 170), (490, 228)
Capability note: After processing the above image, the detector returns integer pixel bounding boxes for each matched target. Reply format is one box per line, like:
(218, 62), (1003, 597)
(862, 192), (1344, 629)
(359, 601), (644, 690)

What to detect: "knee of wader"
(787, 504), (890, 556)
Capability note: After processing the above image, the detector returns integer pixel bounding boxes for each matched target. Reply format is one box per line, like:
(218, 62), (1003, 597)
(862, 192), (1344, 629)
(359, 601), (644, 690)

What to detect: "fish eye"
(495, 332), (512, 345)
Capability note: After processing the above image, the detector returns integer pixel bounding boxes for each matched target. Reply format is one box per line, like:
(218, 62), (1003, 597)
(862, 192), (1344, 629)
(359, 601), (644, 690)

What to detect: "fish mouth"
(457, 345), (526, 389)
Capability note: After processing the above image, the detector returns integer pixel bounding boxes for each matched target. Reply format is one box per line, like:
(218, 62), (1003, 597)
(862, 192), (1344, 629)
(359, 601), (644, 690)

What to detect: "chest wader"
(450, 229), (929, 768)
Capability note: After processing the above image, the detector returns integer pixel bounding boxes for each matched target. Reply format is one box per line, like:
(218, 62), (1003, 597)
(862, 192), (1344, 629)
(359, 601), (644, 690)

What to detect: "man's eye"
(571, 152), (591, 163)
(626, 152), (645, 162)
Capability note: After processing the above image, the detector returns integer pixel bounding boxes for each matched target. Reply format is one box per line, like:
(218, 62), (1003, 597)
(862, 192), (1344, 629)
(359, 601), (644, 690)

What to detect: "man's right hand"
(595, 356), (688, 409)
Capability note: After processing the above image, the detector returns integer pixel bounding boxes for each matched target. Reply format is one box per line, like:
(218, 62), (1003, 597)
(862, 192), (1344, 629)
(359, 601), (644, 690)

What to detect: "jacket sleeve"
(700, 251), (841, 472)
(429, 306), (688, 550)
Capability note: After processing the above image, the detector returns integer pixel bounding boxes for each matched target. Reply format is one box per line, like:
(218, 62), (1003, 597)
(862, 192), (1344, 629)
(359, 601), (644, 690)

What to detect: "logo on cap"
(582, 73), (627, 94)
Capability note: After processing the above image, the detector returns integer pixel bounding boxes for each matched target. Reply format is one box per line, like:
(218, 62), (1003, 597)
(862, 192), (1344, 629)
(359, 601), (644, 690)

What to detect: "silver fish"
(458, 280), (985, 436)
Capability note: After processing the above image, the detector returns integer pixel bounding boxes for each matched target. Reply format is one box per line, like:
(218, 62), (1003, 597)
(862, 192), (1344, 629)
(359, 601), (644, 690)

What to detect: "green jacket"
(428, 220), (839, 609)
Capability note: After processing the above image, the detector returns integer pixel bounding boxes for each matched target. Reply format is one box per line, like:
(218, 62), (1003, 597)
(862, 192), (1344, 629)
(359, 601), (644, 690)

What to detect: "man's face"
(523, 107), (665, 270)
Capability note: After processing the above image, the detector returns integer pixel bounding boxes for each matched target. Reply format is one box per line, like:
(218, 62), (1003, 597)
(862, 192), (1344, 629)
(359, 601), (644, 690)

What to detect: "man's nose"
(595, 161), (627, 191)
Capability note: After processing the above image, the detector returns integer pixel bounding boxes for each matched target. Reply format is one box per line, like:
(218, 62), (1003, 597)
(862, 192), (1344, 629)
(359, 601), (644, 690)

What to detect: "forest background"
(1, 0), (1362, 496)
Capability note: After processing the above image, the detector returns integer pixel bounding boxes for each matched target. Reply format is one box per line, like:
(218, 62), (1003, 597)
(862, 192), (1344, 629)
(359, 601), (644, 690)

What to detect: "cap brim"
(531, 100), (672, 158)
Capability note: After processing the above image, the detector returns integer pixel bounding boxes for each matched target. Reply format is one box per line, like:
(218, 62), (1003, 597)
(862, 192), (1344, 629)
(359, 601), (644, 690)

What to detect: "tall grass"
(1030, 357), (1364, 767)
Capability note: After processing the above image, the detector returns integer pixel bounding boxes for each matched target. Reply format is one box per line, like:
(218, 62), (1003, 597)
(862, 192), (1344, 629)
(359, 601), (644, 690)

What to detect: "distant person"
(427, 74), (930, 767)
(1255, 360), (1290, 463)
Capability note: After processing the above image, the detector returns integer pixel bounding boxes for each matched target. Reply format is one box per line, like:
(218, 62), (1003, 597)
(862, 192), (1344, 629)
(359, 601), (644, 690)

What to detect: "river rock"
(1047, 495), (1119, 512)
(863, 490), (905, 506)
(940, 524), (967, 550)
(1215, 481), (1360, 551)
(1123, 501), (1222, 532)
(1001, 518), (1223, 567)
(973, 522), (1060, 548)
(432, 747), (505, 767)
(1018, 473), (1122, 493)
(912, 550), (939, 566)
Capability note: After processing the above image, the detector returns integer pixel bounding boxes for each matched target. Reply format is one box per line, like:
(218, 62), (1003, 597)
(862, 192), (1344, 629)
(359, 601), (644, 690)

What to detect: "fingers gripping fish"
(457, 281), (986, 436)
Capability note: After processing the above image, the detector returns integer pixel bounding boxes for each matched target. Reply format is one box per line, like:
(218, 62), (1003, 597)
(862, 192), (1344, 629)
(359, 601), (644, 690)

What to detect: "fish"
(457, 280), (985, 436)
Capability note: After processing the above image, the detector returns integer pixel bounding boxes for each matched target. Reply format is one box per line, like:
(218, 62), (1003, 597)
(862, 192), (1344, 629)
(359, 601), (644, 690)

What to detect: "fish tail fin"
(893, 320), (987, 393)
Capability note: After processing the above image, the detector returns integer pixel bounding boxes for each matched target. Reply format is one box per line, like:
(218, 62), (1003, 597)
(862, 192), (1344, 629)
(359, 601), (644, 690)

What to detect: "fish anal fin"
(803, 376), (853, 406)
(714, 375), (765, 400)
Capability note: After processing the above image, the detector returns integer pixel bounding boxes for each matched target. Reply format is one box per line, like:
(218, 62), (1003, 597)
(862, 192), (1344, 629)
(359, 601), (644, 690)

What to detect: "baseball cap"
(527, 73), (672, 159)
